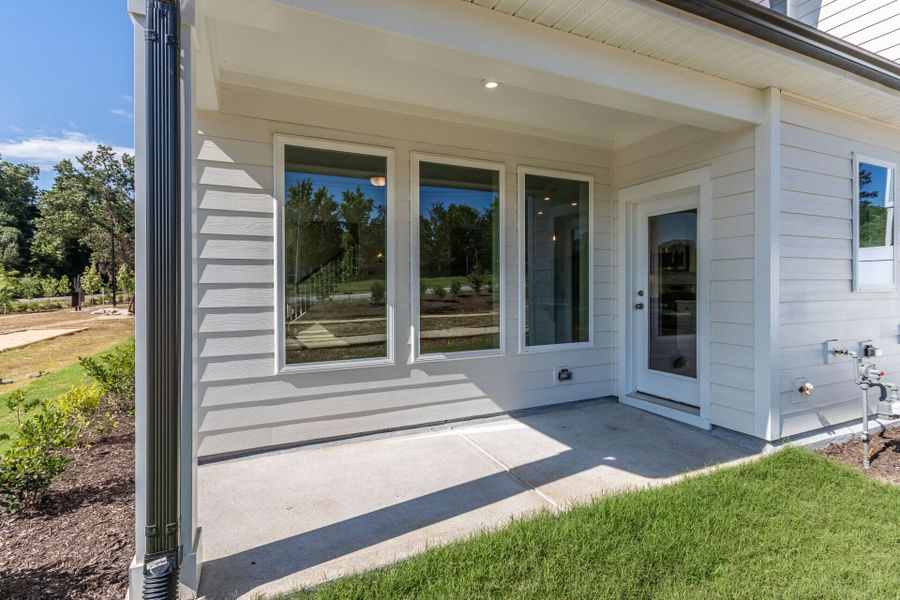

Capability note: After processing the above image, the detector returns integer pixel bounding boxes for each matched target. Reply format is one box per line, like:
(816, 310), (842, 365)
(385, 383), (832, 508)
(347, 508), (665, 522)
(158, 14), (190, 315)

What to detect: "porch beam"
(205, 0), (765, 130)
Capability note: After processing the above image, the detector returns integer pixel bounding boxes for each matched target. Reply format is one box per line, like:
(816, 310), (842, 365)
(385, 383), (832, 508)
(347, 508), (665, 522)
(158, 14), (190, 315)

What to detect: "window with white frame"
(520, 169), (592, 349)
(277, 138), (392, 367)
(853, 154), (895, 291)
(413, 155), (502, 357)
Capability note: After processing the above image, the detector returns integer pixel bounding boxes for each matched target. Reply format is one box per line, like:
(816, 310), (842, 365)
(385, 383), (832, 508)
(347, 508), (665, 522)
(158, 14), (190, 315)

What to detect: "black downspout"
(142, 1), (181, 599)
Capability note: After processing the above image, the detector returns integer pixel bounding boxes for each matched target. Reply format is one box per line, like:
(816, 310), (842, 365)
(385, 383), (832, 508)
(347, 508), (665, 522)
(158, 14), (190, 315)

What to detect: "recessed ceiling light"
(537, 211), (544, 215)
(543, 196), (550, 201)
(483, 80), (500, 89)
(571, 202), (578, 206)
(369, 176), (386, 187)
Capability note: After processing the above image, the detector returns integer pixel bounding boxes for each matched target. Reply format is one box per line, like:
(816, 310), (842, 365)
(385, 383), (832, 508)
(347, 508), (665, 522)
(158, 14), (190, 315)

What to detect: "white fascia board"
(206, 0), (764, 128)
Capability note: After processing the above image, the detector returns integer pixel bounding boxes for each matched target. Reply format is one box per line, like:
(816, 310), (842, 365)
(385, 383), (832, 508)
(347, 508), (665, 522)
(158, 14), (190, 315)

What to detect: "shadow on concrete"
(198, 400), (752, 598)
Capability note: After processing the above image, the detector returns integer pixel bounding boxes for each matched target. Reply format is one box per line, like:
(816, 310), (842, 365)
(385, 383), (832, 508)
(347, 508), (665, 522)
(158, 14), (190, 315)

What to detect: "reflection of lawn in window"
(420, 292), (499, 354)
(286, 298), (387, 365)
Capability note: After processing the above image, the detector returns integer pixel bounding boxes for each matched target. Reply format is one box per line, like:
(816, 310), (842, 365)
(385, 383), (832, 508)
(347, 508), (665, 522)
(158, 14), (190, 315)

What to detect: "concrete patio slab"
(197, 399), (756, 600)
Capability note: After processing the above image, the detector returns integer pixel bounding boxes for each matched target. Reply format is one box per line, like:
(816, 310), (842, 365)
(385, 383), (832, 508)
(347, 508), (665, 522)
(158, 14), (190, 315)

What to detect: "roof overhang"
(654, 0), (900, 93)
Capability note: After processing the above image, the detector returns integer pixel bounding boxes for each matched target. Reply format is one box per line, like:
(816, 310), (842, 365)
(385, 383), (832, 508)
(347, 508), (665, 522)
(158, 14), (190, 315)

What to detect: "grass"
(0, 340), (134, 448)
(282, 448), (900, 600)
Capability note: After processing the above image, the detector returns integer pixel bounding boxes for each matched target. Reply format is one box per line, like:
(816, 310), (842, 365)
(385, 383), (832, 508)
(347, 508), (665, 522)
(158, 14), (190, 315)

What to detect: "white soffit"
(464, 0), (900, 126)
(197, 0), (772, 146)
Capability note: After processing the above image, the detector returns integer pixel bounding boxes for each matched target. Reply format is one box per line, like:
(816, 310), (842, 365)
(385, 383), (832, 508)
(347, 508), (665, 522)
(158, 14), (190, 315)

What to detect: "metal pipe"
(143, 0), (181, 597)
(861, 386), (870, 469)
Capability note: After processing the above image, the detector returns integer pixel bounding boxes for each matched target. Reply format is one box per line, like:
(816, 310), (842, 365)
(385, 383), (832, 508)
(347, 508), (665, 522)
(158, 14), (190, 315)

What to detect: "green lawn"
(0, 340), (132, 448)
(283, 449), (899, 600)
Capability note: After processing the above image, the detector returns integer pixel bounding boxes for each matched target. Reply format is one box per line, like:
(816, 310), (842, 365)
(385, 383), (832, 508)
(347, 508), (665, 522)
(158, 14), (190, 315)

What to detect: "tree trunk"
(111, 229), (118, 307)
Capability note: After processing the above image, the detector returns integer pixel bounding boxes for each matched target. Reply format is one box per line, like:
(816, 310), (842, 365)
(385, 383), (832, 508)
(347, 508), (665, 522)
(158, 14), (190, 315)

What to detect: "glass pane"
(648, 210), (697, 379)
(858, 162), (894, 249)
(524, 174), (589, 347)
(284, 144), (387, 365)
(419, 161), (500, 354)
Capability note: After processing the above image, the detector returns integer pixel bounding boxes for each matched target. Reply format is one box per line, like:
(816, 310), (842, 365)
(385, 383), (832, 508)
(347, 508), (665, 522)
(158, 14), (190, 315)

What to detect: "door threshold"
(620, 392), (711, 431)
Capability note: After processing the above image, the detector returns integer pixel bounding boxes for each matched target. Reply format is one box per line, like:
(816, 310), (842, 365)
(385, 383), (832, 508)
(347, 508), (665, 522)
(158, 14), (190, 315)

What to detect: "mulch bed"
(0, 422), (135, 600)
(817, 424), (900, 484)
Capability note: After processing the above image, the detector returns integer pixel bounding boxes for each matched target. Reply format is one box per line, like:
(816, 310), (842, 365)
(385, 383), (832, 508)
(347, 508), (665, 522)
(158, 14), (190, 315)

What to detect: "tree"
(116, 265), (134, 299)
(81, 263), (102, 296)
(32, 146), (134, 306)
(0, 269), (18, 313)
(0, 156), (39, 273)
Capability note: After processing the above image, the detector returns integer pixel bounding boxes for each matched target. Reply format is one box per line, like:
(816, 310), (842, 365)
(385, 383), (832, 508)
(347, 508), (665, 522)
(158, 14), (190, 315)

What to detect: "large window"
(414, 156), (502, 357)
(853, 154), (895, 291)
(521, 169), (591, 350)
(278, 138), (391, 367)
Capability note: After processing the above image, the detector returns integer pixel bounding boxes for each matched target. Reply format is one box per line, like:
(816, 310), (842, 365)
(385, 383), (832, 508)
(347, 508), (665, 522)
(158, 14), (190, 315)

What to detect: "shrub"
(450, 281), (462, 297)
(57, 383), (115, 444)
(116, 265), (134, 297)
(39, 276), (59, 298)
(0, 392), (75, 512)
(468, 270), (484, 296)
(16, 274), (42, 299)
(81, 263), (102, 295)
(79, 340), (136, 414)
(432, 285), (447, 300)
(0, 446), (70, 512)
(0, 269), (18, 314)
(56, 275), (71, 296)
(369, 279), (385, 304)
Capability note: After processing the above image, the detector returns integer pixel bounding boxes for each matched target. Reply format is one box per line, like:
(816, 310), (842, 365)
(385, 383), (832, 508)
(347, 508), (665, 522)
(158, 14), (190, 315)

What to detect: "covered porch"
(197, 399), (756, 599)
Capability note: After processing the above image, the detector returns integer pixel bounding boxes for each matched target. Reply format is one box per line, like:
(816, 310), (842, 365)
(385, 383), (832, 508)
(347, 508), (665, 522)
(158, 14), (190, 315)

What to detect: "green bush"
(0, 446), (71, 512)
(450, 281), (462, 297)
(432, 285), (447, 300)
(16, 274), (42, 299)
(79, 340), (136, 414)
(0, 391), (75, 512)
(369, 280), (385, 304)
(57, 383), (115, 444)
(468, 270), (484, 296)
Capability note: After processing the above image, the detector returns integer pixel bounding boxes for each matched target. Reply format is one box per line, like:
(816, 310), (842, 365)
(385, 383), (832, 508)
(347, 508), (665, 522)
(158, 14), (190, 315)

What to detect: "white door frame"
(616, 168), (712, 429)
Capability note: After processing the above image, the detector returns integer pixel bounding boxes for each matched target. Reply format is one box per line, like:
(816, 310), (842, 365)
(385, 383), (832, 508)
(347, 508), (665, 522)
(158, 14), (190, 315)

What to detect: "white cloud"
(0, 131), (134, 171)
(111, 108), (134, 121)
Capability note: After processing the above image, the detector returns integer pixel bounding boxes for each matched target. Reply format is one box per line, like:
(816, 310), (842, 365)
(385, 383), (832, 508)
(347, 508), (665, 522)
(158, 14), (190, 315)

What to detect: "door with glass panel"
(634, 193), (700, 406)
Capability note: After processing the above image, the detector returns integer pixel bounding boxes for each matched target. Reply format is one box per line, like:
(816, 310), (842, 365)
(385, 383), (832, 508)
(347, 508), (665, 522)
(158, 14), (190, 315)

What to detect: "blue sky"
(0, 2), (134, 189)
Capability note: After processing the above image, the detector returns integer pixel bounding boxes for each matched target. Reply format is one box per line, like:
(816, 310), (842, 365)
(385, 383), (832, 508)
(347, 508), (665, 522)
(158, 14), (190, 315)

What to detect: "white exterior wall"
(193, 85), (615, 457)
(777, 98), (900, 437)
(615, 126), (758, 435)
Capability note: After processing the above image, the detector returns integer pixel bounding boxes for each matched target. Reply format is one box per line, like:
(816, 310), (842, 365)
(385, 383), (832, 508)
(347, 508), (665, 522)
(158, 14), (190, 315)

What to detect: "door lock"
(635, 303), (645, 310)
(636, 290), (644, 297)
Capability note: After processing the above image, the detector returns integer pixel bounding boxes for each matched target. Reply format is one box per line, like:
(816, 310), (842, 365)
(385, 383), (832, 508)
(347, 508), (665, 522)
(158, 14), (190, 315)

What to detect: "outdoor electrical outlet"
(555, 366), (573, 385)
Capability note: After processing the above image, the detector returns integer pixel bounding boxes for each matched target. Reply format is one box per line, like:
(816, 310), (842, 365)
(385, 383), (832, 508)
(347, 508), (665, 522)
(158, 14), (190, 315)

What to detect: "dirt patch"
(0, 422), (135, 600)
(817, 425), (900, 484)
(0, 307), (134, 391)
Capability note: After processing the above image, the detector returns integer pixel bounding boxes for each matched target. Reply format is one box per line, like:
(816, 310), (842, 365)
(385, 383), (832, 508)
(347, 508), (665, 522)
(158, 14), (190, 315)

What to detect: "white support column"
(127, 1), (199, 598)
(753, 87), (782, 441)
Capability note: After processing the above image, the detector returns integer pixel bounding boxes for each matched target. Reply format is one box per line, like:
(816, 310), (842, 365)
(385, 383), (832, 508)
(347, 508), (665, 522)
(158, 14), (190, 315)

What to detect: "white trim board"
(516, 165), (595, 355)
(616, 166), (713, 423)
(273, 134), (397, 374)
(410, 151), (507, 363)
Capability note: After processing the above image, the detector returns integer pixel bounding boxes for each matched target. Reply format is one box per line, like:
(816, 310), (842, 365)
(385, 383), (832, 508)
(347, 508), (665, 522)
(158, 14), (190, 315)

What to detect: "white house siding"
(777, 99), (900, 438)
(193, 85), (615, 457)
(615, 126), (758, 435)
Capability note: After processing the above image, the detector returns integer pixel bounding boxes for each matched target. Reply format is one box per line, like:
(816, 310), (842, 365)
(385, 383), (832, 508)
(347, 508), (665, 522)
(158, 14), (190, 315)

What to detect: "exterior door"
(633, 192), (700, 406)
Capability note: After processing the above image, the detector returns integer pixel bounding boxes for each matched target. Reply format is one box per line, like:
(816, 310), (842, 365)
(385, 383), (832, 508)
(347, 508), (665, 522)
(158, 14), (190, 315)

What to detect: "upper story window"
(520, 168), (592, 351)
(413, 154), (503, 359)
(853, 154), (895, 291)
(277, 137), (392, 368)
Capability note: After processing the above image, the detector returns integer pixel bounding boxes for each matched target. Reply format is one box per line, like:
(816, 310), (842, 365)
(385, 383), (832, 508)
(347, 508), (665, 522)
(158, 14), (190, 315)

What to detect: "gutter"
(653, 0), (900, 93)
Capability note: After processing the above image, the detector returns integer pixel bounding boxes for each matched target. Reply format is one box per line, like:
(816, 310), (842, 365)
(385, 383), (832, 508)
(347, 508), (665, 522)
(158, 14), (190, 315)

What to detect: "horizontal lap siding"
(193, 86), (613, 456)
(616, 125), (757, 435)
(778, 100), (900, 437)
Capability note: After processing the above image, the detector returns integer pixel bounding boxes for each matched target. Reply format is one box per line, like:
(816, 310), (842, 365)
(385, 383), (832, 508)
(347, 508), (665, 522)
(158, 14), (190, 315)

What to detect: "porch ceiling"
(195, 0), (765, 148)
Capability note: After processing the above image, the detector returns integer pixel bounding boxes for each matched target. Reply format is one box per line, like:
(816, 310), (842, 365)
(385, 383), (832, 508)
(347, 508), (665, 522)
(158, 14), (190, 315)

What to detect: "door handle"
(635, 303), (645, 310)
